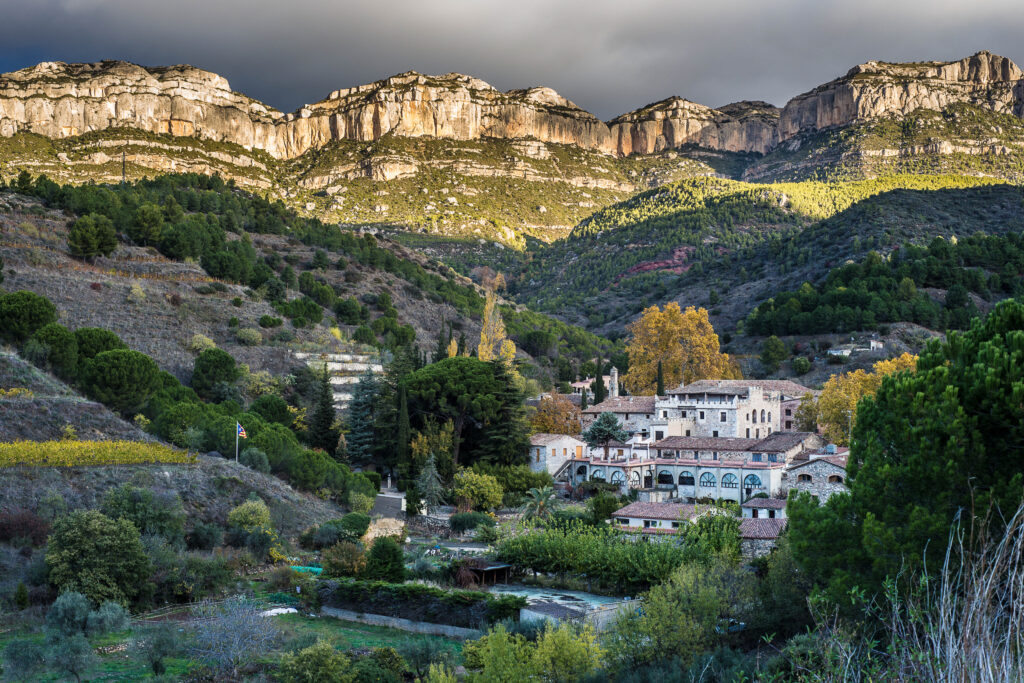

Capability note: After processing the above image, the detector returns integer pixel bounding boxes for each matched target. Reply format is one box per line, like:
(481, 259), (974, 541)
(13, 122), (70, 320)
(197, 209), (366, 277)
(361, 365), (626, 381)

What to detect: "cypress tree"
(346, 369), (378, 467)
(656, 360), (665, 396)
(432, 322), (449, 363)
(457, 332), (467, 356)
(395, 383), (410, 471)
(592, 360), (607, 405)
(579, 388), (588, 411)
(309, 366), (340, 456)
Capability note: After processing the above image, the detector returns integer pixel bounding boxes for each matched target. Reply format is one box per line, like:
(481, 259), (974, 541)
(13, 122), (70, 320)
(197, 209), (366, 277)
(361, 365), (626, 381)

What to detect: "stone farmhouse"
(739, 518), (788, 558)
(528, 434), (585, 476)
(781, 444), (850, 503)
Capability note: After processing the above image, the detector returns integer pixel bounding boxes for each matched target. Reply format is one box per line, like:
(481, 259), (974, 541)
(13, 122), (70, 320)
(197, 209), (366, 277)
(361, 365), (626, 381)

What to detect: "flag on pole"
(237, 422), (247, 439)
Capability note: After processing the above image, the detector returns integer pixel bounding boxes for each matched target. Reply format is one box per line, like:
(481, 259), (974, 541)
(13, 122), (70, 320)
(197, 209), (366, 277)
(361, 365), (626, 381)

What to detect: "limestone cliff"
(608, 98), (779, 155)
(779, 51), (1024, 141)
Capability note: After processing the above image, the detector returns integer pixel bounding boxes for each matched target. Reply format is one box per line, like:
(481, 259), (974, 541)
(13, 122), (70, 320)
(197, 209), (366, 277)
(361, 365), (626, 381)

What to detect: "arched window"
(700, 472), (716, 488)
(630, 471), (641, 486)
(657, 470), (674, 485)
(797, 474), (812, 483)
(590, 469), (605, 482)
(751, 411), (756, 423)
(744, 474), (763, 489)
(767, 412), (772, 423)
(828, 475), (844, 484)
(576, 465), (587, 477)
(760, 409), (766, 422)
(679, 471), (695, 486)
(611, 471), (626, 484)
(721, 473), (739, 488)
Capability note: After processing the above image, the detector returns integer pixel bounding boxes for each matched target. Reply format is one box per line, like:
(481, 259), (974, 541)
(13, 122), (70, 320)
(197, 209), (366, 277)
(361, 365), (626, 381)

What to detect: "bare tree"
(190, 597), (280, 676)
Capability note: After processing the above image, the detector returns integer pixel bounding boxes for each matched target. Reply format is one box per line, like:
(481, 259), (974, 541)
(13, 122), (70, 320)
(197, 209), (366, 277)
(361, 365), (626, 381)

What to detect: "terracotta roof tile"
(530, 433), (582, 446)
(740, 517), (787, 539)
(752, 432), (820, 452)
(741, 497), (788, 509)
(670, 379), (813, 397)
(612, 502), (698, 521)
(583, 396), (657, 414)
(653, 436), (759, 451)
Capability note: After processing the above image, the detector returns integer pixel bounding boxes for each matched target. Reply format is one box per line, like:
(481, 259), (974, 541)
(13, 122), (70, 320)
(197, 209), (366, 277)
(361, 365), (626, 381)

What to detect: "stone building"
(741, 497), (787, 519)
(783, 445), (849, 503)
(528, 434), (585, 476)
(611, 501), (702, 533)
(581, 395), (658, 439)
(739, 518), (787, 558)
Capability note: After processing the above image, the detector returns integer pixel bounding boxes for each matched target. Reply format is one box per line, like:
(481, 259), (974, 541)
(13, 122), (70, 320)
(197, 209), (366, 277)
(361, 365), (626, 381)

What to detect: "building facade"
(528, 434), (585, 476)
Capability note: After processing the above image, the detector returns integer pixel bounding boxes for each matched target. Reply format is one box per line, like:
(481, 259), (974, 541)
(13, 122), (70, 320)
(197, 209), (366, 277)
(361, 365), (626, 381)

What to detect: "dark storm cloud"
(1, 0), (1021, 119)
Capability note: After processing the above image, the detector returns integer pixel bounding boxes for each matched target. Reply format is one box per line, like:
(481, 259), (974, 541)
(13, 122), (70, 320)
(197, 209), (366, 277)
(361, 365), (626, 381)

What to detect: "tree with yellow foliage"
(623, 303), (740, 395)
(817, 352), (917, 445)
(529, 394), (583, 435)
(477, 288), (516, 366)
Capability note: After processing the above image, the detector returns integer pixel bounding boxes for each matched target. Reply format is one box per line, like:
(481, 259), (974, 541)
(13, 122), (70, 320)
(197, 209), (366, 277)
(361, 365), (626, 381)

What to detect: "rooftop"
(669, 379), (814, 398)
(739, 517), (787, 540)
(583, 396), (657, 414)
(530, 433), (582, 446)
(654, 436), (759, 451)
(613, 501), (698, 521)
(751, 432), (820, 453)
(788, 454), (848, 471)
(741, 497), (788, 510)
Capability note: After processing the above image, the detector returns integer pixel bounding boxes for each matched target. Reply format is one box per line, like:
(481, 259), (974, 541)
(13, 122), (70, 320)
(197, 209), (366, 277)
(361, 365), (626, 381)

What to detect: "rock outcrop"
(779, 51), (1024, 141)
(608, 98), (779, 155)
(1, 52), (1022, 162)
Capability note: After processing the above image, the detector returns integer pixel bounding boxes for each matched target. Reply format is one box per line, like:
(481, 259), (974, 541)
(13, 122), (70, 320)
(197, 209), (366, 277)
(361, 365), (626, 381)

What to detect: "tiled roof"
(741, 497), (788, 510)
(752, 432), (819, 453)
(613, 502), (698, 521)
(530, 433), (582, 446)
(583, 396), (657, 414)
(670, 379), (814, 397)
(740, 517), (787, 539)
(788, 455), (848, 471)
(653, 436), (759, 451)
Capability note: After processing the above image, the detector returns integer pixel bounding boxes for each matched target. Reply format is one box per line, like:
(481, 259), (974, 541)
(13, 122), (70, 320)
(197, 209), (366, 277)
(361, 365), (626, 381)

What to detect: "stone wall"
(741, 537), (777, 559)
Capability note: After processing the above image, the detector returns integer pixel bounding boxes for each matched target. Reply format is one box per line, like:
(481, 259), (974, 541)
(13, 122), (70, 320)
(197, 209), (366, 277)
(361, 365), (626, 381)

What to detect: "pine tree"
(591, 361), (607, 405)
(346, 369), (378, 467)
(309, 366), (340, 456)
(416, 454), (445, 513)
(373, 346), (419, 474)
(656, 360), (665, 396)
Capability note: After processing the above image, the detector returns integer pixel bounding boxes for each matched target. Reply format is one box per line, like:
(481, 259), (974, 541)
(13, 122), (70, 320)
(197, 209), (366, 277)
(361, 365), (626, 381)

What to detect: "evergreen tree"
(579, 388), (588, 411)
(373, 346), (419, 474)
(432, 322), (449, 363)
(346, 370), (378, 467)
(582, 412), (629, 460)
(656, 360), (665, 396)
(416, 454), (445, 513)
(457, 332), (467, 356)
(591, 361), (607, 405)
(309, 366), (340, 457)
(395, 384), (410, 469)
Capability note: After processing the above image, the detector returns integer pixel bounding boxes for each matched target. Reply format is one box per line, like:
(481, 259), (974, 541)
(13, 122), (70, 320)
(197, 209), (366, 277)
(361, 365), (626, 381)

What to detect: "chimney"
(610, 367), (619, 398)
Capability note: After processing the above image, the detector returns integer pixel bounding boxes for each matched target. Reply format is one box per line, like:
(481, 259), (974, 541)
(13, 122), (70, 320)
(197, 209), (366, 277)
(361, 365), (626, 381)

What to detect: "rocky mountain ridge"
(3, 51), (1021, 162)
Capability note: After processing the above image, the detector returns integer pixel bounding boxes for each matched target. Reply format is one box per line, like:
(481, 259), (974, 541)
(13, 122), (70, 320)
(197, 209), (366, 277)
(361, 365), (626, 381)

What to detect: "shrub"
(259, 314), (283, 328)
(397, 636), (456, 678)
(251, 393), (292, 426)
(14, 581), (30, 610)
(68, 213), (117, 260)
(236, 327), (262, 346)
(348, 491), (375, 515)
(74, 327), (125, 361)
(792, 356), (812, 375)
(86, 601), (130, 634)
(450, 511), (495, 534)
(0, 290), (57, 342)
(0, 509), (50, 546)
(101, 484), (186, 544)
(322, 541), (367, 578)
(188, 333), (217, 354)
(353, 325), (376, 345)
(277, 640), (351, 683)
(226, 499), (279, 560)
(82, 349), (161, 414)
(31, 323), (78, 379)
(228, 316), (239, 327)
(187, 522), (223, 551)
(240, 446), (270, 473)
(1, 638), (45, 680)
(363, 471), (382, 491)
(363, 537), (407, 582)
(587, 492), (623, 524)
(340, 512), (372, 539)
(232, 296), (243, 307)
(192, 348), (240, 400)
(472, 463), (552, 497)
(46, 510), (151, 606)
(453, 469), (503, 511)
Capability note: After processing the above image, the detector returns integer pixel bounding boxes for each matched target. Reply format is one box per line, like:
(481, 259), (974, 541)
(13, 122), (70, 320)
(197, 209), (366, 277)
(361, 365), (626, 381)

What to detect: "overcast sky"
(0, 0), (1020, 119)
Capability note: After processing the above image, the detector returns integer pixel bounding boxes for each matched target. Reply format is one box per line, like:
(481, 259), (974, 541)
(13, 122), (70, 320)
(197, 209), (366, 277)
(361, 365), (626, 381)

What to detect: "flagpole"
(235, 425), (239, 463)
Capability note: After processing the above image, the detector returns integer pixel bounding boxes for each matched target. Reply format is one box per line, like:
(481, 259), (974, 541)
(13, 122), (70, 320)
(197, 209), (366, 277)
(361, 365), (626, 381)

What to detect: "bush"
(1, 638), (45, 680)
(348, 491), (375, 515)
(100, 484), (186, 544)
(277, 640), (351, 683)
(232, 297), (243, 307)
(250, 393), (292, 425)
(453, 469), (503, 511)
(792, 356), (812, 375)
(322, 541), (367, 578)
(226, 499), (278, 560)
(0, 440), (189, 467)
(239, 447), (270, 473)
(228, 316), (239, 327)
(46, 590), (91, 636)
(363, 471), (382, 491)
(86, 601), (130, 634)
(472, 463), (552, 497)
(450, 511), (495, 534)
(259, 315), (283, 328)
(68, 213), (117, 260)
(363, 537), (407, 582)
(187, 522), (224, 551)
(236, 327), (263, 346)
(73, 327), (125, 361)
(31, 323), (78, 379)
(192, 347), (240, 400)
(82, 349), (161, 415)
(340, 512), (372, 539)
(353, 325), (376, 346)
(397, 636), (456, 678)
(0, 509), (50, 546)
(0, 290), (57, 342)
(188, 333), (217, 354)
(46, 511), (152, 606)
(587, 492), (623, 524)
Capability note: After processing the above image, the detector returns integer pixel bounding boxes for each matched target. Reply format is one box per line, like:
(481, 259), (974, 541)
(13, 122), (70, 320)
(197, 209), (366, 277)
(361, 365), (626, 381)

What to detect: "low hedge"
(450, 511), (495, 534)
(318, 579), (525, 628)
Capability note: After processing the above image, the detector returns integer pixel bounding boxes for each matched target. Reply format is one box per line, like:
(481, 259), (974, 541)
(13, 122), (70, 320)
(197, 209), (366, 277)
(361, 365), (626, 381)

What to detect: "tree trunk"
(452, 412), (466, 468)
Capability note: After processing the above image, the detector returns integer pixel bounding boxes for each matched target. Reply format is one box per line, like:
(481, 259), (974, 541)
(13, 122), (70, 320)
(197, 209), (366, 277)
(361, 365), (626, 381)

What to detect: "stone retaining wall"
(320, 607), (481, 639)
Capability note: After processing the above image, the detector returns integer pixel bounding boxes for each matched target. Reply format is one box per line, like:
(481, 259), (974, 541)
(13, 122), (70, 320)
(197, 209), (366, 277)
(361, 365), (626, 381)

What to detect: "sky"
(0, 0), (1021, 120)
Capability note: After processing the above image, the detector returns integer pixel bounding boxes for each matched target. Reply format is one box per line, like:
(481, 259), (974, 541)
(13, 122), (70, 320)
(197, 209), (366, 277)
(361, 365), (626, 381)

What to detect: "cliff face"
(779, 51), (1024, 141)
(0, 52), (1022, 163)
(608, 98), (779, 155)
